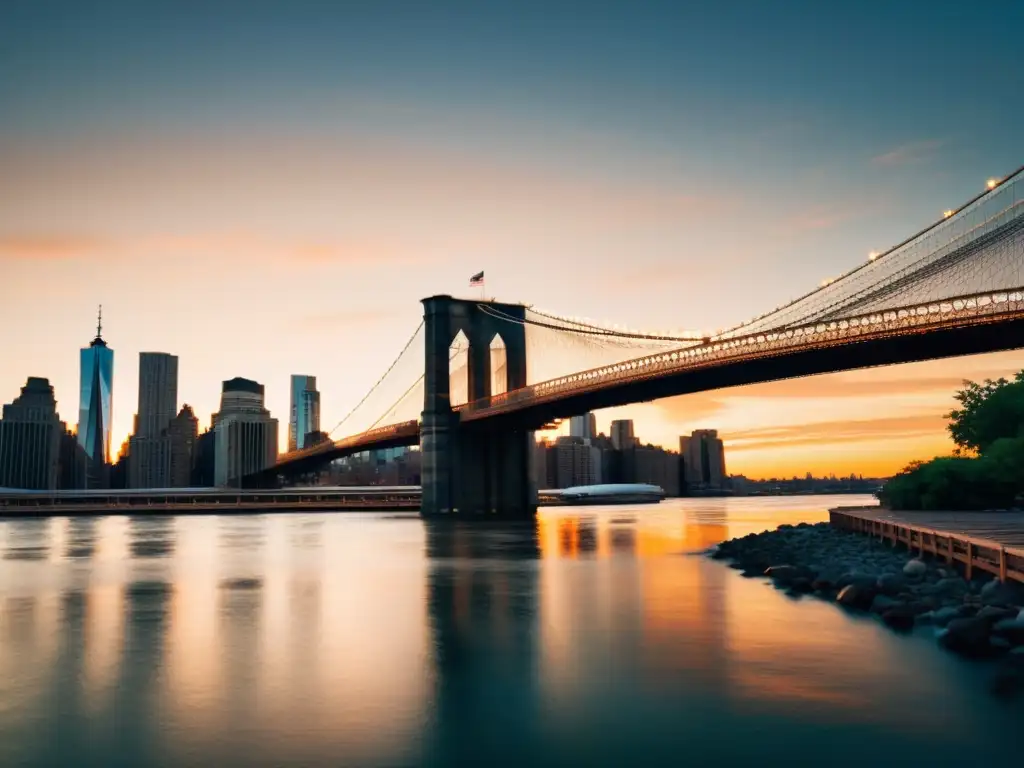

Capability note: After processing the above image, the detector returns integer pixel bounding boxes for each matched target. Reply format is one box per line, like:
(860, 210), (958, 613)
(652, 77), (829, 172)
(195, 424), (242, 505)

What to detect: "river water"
(0, 494), (1020, 767)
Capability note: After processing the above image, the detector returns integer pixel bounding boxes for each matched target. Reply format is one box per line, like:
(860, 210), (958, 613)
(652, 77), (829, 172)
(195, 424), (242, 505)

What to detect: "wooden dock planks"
(830, 506), (1024, 584)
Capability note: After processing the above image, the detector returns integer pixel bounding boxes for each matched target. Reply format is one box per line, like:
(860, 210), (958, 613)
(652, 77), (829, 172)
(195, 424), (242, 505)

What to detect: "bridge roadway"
(260, 167), (1024, 491)
(266, 287), (1024, 479)
(0, 485), (586, 515)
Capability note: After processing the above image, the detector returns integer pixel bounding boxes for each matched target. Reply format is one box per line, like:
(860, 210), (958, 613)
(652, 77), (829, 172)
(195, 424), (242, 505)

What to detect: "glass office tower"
(288, 375), (321, 451)
(78, 308), (114, 466)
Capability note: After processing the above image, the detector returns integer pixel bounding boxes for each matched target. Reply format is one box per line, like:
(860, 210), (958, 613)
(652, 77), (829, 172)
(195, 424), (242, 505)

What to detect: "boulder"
(931, 606), (961, 627)
(869, 594), (902, 615)
(837, 572), (878, 591)
(934, 577), (967, 595)
(790, 577), (814, 594)
(991, 636), (1012, 651)
(837, 583), (876, 610)
(765, 565), (800, 584)
(811, 577), (835, 592)
(976, 606), (1017, 625)
(876, 574), (906, 595)
(991, 618), (1024, 645)
(980, 580), (1024, 607)
(939, 617), (993, 658)
(903, 559), (927, 578)
(881, 606), (916, 632)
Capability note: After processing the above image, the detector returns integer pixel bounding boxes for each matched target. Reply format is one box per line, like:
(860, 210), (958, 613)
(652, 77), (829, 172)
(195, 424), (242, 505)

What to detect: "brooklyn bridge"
(245, 166), (1024, 517)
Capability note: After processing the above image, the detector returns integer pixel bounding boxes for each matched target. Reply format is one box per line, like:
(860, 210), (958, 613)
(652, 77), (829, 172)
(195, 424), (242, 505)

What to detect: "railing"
(274, 419), (420, 467)
(458, 287), (1024, 419)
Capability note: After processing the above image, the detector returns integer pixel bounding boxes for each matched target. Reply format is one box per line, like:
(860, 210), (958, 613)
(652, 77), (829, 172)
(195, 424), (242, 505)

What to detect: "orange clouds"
(0, 234), (111, 260)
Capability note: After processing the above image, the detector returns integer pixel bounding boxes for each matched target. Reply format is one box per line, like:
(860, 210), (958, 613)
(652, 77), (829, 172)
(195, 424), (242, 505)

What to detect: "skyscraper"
(78, 306), (114, 485)
(569, 412), (597, 442)
(213, 377), (278, 487)
(288, 375), (321, 452)
(128, 352), (179, 488)
(0, 377), (63, 490)
(610, 419), (637, 450)
(168, 404), (198, 487)
(680, 429), (727, 489)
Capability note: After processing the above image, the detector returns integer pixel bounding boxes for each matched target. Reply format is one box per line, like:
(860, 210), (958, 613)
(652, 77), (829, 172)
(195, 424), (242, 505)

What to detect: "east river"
(0, 495), (1021, 767)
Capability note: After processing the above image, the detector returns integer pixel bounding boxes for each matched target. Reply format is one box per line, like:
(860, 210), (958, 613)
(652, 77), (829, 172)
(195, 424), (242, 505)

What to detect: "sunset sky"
(1, 1), (1022, 478)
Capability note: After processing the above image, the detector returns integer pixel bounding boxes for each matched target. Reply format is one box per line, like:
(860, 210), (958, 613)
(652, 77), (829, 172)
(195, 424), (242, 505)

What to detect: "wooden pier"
(830, 506), (1024, 584)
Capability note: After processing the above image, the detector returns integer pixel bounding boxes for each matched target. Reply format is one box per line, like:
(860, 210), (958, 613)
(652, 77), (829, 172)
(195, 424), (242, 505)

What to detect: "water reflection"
(65, 518), (97, 560)
(424, 521), (541, 764)
(3, 519), (50, 561)
(0, 498), (1019, 767)
(128, 516), (176, 559)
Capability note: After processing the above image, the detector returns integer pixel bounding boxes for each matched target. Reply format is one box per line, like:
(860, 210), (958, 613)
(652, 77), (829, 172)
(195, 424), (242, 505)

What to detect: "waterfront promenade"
(831, 506), (1024, 584)
(0, 486), (422, 515)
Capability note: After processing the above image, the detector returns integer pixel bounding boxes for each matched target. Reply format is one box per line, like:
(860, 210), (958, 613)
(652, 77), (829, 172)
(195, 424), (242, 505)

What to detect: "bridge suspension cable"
(326, 320), (424, 438)
(722, 164), (1024, 337)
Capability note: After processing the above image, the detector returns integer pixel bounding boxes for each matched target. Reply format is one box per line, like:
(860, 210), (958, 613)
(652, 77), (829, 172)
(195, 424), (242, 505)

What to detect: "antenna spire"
(96, 305), (103, 339)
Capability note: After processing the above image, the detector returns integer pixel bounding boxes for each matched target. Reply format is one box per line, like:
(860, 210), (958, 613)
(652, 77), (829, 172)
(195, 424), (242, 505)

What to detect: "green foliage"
(947, 372), (1024, 454)
(882, 371), (1024, 510)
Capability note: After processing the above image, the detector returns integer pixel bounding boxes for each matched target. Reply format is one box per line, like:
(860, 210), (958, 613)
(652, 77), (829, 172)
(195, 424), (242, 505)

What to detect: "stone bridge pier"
(420, 295), (536, 518)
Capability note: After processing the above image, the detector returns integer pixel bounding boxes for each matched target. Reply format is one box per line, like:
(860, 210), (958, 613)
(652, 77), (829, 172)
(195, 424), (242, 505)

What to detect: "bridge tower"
(421, 295), (536, 518)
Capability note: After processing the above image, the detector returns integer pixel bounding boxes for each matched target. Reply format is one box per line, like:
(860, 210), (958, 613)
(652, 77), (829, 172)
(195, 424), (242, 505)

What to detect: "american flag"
(469, 271), (485, 287)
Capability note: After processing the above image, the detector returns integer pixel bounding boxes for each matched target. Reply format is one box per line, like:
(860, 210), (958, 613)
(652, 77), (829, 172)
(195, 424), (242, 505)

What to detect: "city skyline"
(2, 2), (1023, 478)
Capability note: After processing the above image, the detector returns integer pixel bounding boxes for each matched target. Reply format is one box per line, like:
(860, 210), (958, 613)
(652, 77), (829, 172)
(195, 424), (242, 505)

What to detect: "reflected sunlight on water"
(0, 494), (1020, 767)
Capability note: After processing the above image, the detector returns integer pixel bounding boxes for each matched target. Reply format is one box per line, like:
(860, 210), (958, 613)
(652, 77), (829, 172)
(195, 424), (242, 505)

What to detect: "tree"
(947, 372), (1024, 454)
(881, 371), (1024, 511)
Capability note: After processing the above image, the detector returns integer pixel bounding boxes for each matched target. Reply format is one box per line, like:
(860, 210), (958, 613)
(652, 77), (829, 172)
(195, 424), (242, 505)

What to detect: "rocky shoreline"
(709, 521), (1024, 697)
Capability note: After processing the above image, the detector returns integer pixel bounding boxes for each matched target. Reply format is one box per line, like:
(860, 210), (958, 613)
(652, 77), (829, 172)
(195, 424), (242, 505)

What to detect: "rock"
(991, 618), (1024, 645)
(876, 574), (906, 595)
(870, 594), (902, 614)
(991, 636), (1012, 651)
(765, 565), (800, 584)
(931, 606), (962, 627)
(939, 617), (993, 658)
(903, 559), (927, 577)
(790, 577), (814, 594)
(976, 606), (1017, 624)
(980, 580), (1024, 607)
(811, 577), (835, 592)
(837, 583), (876, 610)
(934, 577), (967, 595)
(882, 606), (916, 632)
(837, 572), (878, 591)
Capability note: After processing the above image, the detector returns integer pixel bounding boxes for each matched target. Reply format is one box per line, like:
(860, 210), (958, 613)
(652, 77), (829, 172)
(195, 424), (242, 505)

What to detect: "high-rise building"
(58, 427), (89, 490)
(288, 375), (321, 452)
(213, 378), (278, 487)
(128, 352), (179, 488)
(78, 306), (114, 484)
(553, 436), (602, 488)
(0, 377), (63, 490)
(680, 429), (727, 489)
(136, 353), (178, 438)
(569, 413), (597, 442)
(168, 404), (199, 487)
(610, 419), (637, 450)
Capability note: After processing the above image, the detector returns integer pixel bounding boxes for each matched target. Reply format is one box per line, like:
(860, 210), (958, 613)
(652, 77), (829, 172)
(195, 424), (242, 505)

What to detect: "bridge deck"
(830, 506), (1024, 583)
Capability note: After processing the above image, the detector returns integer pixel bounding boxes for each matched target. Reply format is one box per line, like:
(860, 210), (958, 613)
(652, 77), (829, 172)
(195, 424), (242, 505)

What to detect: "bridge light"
(986, 178), (999, 190)
(868, 250), (879, 261)
(943, 210), (954, 218)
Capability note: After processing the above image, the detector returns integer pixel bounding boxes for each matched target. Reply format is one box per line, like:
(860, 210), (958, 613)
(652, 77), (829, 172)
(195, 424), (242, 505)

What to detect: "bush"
(880, 371), (1024, 511)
